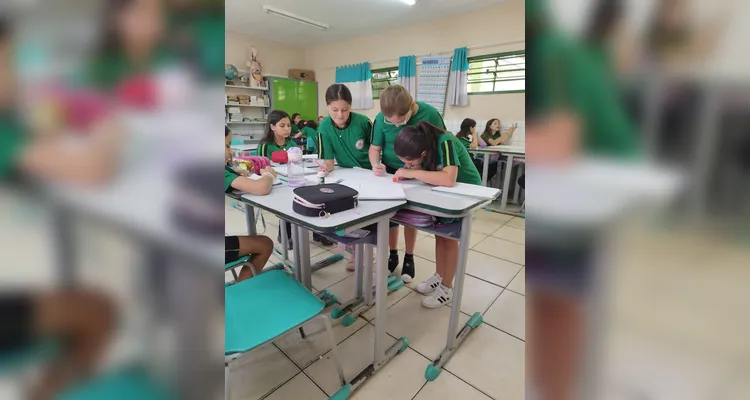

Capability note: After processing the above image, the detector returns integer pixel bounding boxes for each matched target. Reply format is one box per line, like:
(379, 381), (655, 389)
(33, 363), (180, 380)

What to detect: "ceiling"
(226, 0), (506, 47)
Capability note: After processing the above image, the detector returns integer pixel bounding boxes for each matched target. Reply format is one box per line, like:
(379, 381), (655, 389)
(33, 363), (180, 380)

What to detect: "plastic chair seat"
(225, 270), (323, 355)
(56, 368), (171, 400)
(225, 255), (251, 270)
(0, 339), (59, 374)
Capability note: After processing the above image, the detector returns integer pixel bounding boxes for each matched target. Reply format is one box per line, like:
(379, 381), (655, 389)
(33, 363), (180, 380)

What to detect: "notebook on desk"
(340, 179), (407, 200)
(249, 174), (282, 186)
(431, 183), (500, 200)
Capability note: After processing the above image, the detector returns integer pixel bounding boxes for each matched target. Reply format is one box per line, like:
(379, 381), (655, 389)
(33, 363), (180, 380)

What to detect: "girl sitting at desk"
(392, 121), (481, 308)
(481, 118), (518, 146)
(225, 126), (276, 281)
(456, 118), (498, 184)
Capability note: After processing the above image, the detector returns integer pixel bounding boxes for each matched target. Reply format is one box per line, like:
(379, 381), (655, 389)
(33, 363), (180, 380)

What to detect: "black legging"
(518, 174), (525, 190)
(472, 158), (499, 183)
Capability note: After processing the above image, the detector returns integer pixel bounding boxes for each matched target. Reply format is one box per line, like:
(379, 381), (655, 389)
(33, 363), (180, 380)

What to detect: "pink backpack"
(234, 154), (271, 175)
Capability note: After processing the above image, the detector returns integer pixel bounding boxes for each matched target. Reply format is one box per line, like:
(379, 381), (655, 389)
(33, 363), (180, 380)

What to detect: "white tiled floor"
(226, 205), (526, 399)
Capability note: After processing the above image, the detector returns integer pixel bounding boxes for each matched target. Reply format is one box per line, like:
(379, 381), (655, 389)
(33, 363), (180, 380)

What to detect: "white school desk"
(230, 144), (258, 152)
(47, 158), (222, 400)
(240, 187), (408, 397)
(301, 167), (501, 381)
(470, 145), (525, 213)
(527, 159), (683, 400)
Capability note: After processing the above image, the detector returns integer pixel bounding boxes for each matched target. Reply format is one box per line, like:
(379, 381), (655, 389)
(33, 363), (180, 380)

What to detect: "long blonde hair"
(380, 85), (413, 117)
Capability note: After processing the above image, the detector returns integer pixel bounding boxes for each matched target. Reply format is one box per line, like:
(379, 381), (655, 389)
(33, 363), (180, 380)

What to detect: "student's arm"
(396, 166), (458, 187)
(469, 134), (479, 149)
(18, 118), (122, 184)
(230, 172), (274, 195)
(369, 118), (385, 175)
(317, 130), (335, 172)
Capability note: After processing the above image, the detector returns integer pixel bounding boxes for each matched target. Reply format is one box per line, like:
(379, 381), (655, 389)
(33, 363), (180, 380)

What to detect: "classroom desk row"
(469, 145), (525, 214)
(231, 167), (499, 395)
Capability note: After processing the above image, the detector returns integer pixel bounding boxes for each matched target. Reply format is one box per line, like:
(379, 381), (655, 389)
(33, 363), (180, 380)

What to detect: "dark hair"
(325, 84), (353, 105)
(318, 115), (325, 120)
(647, 0), (690, 54)
(98, 0), (136, 56)
(456, 118), (476, 139)
(305, 120), (318, 130)
(291, 113), (301, 122)
(585, 0), (623, 43)
(482, 118), (500, 137)
(394, 121), (446, 171)
(225, 125), (231, 137)
(260, 110), (291, 144)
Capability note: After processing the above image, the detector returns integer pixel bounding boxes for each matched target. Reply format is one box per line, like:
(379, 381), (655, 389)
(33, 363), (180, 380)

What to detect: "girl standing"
(392, 121), (481, 308)
(369, 85), (445, 282)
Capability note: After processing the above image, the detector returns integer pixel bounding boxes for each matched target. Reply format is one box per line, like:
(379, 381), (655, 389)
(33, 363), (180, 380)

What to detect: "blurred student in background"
(456, 118), (498, 184)
(526, 0), (640, 399)
(1, 19), (120, 399)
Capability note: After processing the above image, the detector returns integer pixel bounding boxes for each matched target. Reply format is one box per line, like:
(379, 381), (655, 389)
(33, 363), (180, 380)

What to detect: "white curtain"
(335, 62), (373, 110)
(447, 47), (469, 107)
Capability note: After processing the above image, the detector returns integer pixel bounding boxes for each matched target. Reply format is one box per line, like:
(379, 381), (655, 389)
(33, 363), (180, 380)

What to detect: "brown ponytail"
(394, 121), (446, 171)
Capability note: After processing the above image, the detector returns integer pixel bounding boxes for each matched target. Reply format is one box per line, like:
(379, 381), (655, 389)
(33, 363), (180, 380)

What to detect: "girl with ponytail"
(392, 120), (481, 309)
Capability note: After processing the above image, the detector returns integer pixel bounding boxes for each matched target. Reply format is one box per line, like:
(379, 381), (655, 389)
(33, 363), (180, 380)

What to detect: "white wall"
(225, 31), (306, 76)
(304, 0), (525, 124)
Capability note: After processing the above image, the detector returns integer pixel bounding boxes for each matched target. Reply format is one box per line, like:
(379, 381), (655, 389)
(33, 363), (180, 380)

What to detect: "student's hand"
(394, 168), (414, 180)
(526, 112), (580, 165)
(261, 166), (277, 177)
(238, 168), (252, 177)
(318, 165), (329, 177)
(372, 163), (385, 176)
(510, 123), (519, 131)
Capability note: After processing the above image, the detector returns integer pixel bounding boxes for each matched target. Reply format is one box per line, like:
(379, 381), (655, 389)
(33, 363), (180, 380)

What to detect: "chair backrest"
(230, 139), (244, 146)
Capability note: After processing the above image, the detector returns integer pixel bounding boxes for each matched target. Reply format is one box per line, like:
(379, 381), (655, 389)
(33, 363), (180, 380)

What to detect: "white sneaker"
(415, 273), (442, 295)
(400, 273), (413, 283)
(422, 284), (452, 308)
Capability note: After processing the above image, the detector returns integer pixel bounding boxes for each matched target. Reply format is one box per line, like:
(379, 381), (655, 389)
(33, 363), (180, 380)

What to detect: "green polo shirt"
(528, 18), (639, 158)
(224, 166), (240, 192)
(318, 112), (372, 169)
(371, 101), (446, 170)
(257, 138), (297, 158)
(429, 134), (482, 185)
(481, 130), (504, 145)
(291, 124), (300, 134)
(82, 49), (175, 90)
(0, 115), (27, 179)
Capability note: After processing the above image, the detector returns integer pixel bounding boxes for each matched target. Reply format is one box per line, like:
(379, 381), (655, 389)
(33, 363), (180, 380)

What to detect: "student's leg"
(30, 291), (116, 400)
(421, 236), (456, 308)
(400, 226), (418, 282)
(388, 227), (399, 273)
(236, 235), (274, 281)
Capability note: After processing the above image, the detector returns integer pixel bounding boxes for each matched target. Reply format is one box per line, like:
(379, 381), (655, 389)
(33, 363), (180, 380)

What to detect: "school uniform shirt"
(0, 115), (26, 179)
(318, 112), (373, 169)
(291, 124), (300, 134)
(371, 101), (446, 170)
(301, 126), (319, 147)
(257, 138), (298, 159)
(428, 134), (482, 185)
(224, 165), (240, 193)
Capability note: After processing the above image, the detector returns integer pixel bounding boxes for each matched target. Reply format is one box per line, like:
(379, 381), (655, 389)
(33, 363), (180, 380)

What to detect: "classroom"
(224, 0), (525, 399)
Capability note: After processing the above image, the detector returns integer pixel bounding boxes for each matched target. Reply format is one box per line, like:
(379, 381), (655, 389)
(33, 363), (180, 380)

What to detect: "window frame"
(466, 50), (525, 95)
(371, 66), (399, 99)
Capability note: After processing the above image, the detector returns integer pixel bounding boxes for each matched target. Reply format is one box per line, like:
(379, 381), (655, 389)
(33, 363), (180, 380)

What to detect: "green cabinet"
(268, 77), (318, 121)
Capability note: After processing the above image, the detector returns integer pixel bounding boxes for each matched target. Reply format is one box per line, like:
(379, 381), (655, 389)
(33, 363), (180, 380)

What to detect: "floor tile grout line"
(481, 319), (526, 343)
(469, 247), (525, 267)
(255, 369), (304, 400)
(482, 266), (523, 316)
(409, 381), (430, 400)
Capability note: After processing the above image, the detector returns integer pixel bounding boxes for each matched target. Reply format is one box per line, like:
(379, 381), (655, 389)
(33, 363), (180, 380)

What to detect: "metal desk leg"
(298, 226), (313, 290)
(244, 203), (256, 235)
(362, 243), (374, 305)
(51, 204), (76, 286)
(482, 153), (490, 186)
(354, 243), (364, 298)
(280, 219), (290, 267)
(425, 215), (481, 381)
(330, 216), (408, 399)
(513, 162), (523, 204)
(290, 224), (301, 282)
(499, 154), (514, 212)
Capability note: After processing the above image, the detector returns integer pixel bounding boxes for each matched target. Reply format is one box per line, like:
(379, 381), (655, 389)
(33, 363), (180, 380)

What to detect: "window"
(467, 51), (525, 95)
(371, 67), (399, 99)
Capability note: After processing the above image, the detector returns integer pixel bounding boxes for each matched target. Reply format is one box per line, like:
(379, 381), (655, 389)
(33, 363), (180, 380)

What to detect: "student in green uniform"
(318, 84), (372, 171)
(257, 110), (297, 159)
(456, 118), (498, 183)
(392, 121), (481, 308)
(224, 126), (275, 281)
(257, 111), (334, 246)
(0, 20), (119, 400)
(481, 118), (519, 146)
(525, 0), (640, 399)
(369, 85), (445, 282)
(300, 120), (319, 154)
(290, 113), (302, 136)
(318, 116), (325, 124)
(84, 0), (174, 90)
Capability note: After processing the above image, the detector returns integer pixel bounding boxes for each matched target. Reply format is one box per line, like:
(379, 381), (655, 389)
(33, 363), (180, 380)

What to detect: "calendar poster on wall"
(417, 56), (452, 116)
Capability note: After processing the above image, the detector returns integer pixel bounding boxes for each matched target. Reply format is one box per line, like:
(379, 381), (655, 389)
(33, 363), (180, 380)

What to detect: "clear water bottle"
(286, 147), (305, 187)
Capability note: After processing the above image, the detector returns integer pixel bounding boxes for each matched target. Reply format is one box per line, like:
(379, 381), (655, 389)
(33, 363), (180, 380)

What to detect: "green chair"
(225, 270), (346, 399)
(0, 339), (59, 375)
(56, 367), (171, 400)
(225, 255), (254, 284)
